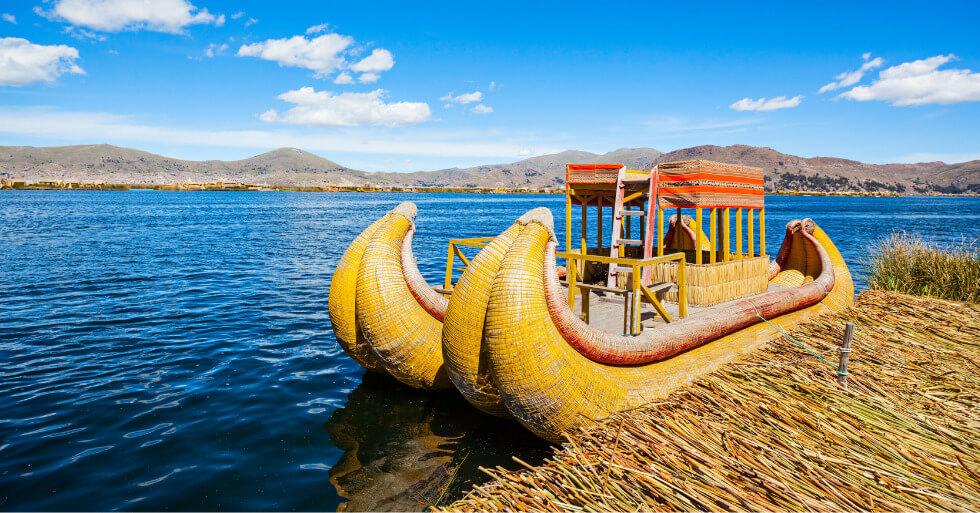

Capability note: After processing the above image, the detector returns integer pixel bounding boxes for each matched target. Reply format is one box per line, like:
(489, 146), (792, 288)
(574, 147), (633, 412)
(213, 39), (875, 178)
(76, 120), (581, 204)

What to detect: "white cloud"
(231, 11), (244, 20)
(306, 23), (329, 35)
(471, 104), (493, 114)
(730, 95), (802, 112)
(350, 49), (394, 73)
(489, 81), (497, 91)
(237, 33), (353, 77)
(245, 18), (257, 27)
(40, 0), (222, 33)
(238, 32), (396, 83)
(204, 43), (228, 58)
(0, 37), (85, 86)
(819, 53), (884, 93)
(259, 87), (431, 127)
(441, 91), (483, 104)
(839, 54), (980, 106)
(3, 13), (15, 23)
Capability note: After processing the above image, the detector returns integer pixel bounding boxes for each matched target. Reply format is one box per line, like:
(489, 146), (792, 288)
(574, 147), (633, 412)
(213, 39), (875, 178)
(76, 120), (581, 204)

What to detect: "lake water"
(1, 191), (978, 511)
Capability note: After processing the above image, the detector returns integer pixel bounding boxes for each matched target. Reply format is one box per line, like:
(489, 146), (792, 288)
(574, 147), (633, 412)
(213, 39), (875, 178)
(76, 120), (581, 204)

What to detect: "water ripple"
(0, 191), (976, 510)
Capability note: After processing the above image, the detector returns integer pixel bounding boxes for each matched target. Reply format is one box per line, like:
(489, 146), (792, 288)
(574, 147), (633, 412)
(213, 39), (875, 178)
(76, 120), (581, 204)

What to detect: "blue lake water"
(1, 191), (978, 511)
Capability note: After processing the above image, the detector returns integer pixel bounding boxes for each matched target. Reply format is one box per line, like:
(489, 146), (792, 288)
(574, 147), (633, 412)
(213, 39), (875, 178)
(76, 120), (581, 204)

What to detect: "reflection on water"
(324, 372), (553, 511)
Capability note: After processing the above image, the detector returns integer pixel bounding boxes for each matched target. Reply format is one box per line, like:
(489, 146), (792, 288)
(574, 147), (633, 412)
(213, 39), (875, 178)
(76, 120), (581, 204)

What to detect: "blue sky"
(1, 0), (979, 171)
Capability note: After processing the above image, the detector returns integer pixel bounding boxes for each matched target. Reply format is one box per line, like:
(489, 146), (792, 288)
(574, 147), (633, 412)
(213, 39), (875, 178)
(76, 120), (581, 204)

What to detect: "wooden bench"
(576, 280), (674, 334)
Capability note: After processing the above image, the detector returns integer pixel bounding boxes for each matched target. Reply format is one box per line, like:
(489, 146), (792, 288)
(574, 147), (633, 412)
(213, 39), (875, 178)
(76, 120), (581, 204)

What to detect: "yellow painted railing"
(444, 237), (688, 334)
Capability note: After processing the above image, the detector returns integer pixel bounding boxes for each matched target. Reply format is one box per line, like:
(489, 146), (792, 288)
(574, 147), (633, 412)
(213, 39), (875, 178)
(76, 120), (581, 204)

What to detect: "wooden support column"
(657, 207), (664, 256)
(566, 188), (575, 307)
(444, 243), (455, 289)
(735, 208), (743, 258)
(695, 208), (703, 264)
(723, 207), (730, 261)
(677, 257), (687, 318)
(597, 197), (603, 251)
(675, 208), (682, 250)
(624, 205), (632, 242)
(580, 196), (588, 273)
(760, 208), (766, 256)
(747, 208), (755, 258)
(709, 208), (717, 264)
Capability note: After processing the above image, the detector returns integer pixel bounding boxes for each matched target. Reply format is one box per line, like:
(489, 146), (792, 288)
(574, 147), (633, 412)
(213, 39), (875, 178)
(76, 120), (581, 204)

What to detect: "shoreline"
(443, 290), (980, 512)
(1, 184), (977, 198)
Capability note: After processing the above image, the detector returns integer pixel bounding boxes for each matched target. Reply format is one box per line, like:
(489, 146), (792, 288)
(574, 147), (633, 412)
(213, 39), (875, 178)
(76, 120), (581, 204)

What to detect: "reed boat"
(328, 160), (854, 441)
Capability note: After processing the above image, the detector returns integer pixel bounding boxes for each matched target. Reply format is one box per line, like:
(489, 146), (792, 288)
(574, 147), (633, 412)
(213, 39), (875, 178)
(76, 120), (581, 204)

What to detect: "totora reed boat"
(328, 160), (854, 441)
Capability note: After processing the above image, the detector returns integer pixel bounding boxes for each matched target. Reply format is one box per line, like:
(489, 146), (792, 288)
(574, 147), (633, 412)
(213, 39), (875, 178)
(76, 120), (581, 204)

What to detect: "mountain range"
(1, 144), (977, 194)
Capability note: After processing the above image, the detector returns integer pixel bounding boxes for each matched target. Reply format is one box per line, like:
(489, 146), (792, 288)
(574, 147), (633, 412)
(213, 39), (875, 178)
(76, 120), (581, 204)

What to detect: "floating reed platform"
(443, 290), (980, 512)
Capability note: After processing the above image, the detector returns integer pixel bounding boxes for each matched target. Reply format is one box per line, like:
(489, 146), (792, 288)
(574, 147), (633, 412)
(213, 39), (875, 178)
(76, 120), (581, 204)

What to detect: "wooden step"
(619, 210), (644, 217)
(616, 238), (642, 246)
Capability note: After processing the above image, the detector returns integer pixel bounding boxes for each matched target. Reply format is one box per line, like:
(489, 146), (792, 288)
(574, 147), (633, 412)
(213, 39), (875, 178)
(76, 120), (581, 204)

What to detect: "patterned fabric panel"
(658, 160), (765, 208)
(566, 164), (623, 184)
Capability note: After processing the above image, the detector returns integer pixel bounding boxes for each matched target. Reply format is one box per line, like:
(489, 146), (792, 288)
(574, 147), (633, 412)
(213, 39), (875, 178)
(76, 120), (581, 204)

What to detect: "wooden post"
(760, 208), (766, 256)
(566, 189), (576, 307)
(631, 264), (641, 335)
(597, 197), (603, 251)
(735, 208), (742, 258)
(747, 209), (755, 258)
(581, 286), (590, 324)
(624, 205), (632, 242)
(695, 208), (703, 264)
(580, 197), (588, 276)
(622, 291), (631, 335)
(657, 207), (664, 256)
(677, 255), (687, 318)
(838, 322), (854, 388)
(723, 207), (731, 261)
(709, 208), (717, 264)
(444, 243), (455, 289)
(675, 208), (682, 250)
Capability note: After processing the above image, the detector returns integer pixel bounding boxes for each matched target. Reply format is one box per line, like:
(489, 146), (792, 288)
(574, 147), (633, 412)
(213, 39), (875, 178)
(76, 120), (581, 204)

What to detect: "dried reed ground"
(443, 290), (980, 512)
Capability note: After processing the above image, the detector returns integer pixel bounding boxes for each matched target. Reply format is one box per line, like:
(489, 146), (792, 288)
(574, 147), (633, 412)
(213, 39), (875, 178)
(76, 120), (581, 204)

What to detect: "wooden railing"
(443, 237), (688, 335)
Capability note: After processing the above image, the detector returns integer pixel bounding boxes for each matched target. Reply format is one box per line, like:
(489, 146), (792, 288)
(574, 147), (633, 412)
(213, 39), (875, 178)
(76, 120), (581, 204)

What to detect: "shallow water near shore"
(1, 191), (978, 511)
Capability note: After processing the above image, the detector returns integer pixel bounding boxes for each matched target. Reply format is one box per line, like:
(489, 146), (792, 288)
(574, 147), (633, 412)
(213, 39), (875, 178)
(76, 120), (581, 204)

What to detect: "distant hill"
(1, 143), (977, 193)
(653, 145), (979, 194)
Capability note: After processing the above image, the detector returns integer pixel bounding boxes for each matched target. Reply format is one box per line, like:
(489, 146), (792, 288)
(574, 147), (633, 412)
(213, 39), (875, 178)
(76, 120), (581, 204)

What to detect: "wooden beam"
(657, 207), (664, 256)
(444, 243), (455, 289)
(597, 196), (603, 251)
(748, 208), (755, 258)
(677, 258), (688, 318)
(760, 207), (766, 256)
(709, 208), (717, 264)
(695, 208), (703, 264)
(723, 207), (731, 261)
(675, 208), (682, 250)
(736, 208), (742, 258)
(566, 185), (576, 307)
(580, 196), (588, 268)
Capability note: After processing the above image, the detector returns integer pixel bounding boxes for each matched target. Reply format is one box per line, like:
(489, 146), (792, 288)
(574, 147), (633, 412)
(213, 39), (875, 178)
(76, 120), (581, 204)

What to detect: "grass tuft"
(863, 232), (979, 303)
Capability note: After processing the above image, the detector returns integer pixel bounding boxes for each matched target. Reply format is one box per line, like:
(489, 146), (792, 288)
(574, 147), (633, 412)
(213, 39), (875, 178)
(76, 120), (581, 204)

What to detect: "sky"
(1, 0), (979, 172)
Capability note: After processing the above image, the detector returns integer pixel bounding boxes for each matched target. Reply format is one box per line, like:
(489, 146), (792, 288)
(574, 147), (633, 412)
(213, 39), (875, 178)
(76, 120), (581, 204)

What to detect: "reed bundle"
(443, 290), (980, 512)
(864, 232), (980, 303)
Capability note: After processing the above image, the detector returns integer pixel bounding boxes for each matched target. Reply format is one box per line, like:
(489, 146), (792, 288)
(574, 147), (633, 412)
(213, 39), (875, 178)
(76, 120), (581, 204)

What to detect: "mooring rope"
(755, 313), (846, 376)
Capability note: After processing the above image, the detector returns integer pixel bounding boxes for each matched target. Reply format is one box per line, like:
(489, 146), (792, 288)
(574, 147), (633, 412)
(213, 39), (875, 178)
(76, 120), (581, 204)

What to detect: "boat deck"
(565, 282), (788, 335)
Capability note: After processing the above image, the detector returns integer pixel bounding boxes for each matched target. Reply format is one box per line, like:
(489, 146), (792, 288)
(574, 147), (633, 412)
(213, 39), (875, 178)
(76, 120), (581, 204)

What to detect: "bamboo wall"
(648, 252), (769, 306)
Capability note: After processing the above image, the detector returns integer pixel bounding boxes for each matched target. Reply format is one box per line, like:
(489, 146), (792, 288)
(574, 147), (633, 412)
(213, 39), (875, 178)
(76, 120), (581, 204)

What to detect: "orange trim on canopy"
(659, 186), (764, 195)
(659, 173), (764, 186)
